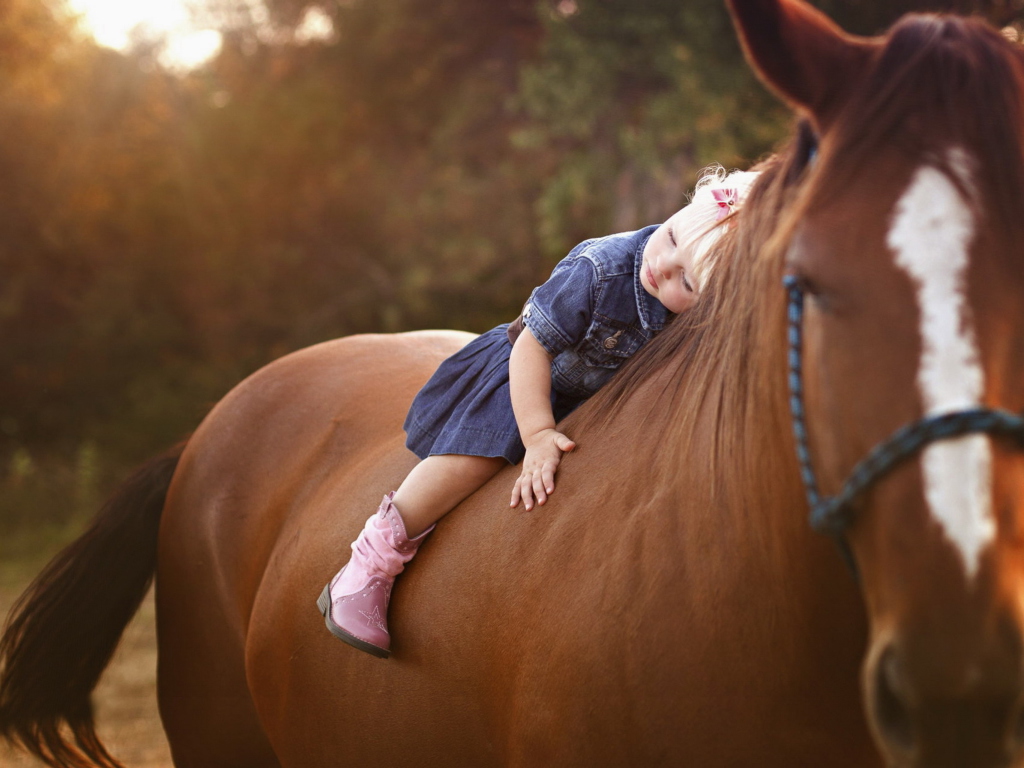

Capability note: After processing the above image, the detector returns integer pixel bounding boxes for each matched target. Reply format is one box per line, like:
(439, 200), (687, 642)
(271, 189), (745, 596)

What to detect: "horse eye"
(786, 271), (822, 299)
(793, 273), (834, 314)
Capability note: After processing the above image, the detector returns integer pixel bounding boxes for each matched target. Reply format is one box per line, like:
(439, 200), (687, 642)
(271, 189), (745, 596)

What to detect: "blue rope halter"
(783, 275), (1024, 566)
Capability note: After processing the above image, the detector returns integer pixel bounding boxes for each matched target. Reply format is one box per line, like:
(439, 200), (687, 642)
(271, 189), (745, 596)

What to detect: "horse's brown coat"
(155, 293), (876, 768)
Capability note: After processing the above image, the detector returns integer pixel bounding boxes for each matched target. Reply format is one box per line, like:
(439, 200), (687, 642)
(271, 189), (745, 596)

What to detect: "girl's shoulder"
(561, 225), (659, 279)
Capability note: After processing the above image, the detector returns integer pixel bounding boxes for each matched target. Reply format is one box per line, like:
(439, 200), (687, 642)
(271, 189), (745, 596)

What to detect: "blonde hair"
(673, 166), (760, 292)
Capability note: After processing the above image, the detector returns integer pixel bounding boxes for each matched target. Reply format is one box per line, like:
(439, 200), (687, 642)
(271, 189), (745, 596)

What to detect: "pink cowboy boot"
(317, 493), (433, 658)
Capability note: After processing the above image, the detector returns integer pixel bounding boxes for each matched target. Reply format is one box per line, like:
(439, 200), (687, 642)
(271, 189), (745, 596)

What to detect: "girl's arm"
(509, 328), (576, 510)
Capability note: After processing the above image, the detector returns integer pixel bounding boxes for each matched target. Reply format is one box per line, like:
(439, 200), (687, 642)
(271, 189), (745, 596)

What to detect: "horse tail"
(0, 443), (184, 768)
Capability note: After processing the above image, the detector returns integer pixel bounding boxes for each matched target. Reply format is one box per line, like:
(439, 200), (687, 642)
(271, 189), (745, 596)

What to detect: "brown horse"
(4, 0), (1024, 765)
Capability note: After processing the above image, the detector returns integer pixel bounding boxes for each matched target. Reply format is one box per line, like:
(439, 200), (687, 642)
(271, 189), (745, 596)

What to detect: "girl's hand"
(510, 429), (576, 511)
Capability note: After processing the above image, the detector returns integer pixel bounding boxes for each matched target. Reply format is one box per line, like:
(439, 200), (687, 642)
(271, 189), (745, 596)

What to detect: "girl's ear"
(724, 0), (877, 130)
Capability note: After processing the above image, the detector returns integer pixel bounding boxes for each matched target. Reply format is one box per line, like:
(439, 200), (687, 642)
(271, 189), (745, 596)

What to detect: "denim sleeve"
(522, 249), (597, 357)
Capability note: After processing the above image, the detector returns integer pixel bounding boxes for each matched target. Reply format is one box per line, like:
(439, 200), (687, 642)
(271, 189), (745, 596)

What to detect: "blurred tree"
(4, 0), (1024, 474)
(193, 0), (549, 334)
(0, 0), (70, 81)
(516, 0), (788, 259)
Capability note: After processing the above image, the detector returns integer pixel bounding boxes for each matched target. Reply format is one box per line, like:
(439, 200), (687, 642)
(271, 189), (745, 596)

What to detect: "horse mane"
(563, 124), (816, 516)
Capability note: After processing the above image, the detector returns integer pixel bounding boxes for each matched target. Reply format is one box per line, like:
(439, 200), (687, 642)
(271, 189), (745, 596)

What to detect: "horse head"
(729, 0), (1024, 765)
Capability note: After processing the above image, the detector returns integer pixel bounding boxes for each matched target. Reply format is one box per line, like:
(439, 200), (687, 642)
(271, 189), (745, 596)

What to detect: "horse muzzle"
(864, 618), (1024, 768)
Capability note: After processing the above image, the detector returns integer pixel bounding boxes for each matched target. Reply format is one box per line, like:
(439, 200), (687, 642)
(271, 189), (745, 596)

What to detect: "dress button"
(524, 304), (532, 318)
(603, 337), (618, 349)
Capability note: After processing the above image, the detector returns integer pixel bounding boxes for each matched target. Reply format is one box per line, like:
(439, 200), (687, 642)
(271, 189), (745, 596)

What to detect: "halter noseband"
(783, 275), (1024, 565)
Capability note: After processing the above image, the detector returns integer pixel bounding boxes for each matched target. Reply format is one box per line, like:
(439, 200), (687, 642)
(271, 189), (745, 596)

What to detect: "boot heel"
(316, 585), (330, 616)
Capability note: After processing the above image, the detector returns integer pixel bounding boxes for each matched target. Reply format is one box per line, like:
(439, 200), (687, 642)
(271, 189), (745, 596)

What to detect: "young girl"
(317, 167), (759, 658)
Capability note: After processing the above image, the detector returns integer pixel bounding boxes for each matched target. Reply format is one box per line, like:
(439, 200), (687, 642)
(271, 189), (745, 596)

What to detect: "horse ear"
(725, 0), (875, 127)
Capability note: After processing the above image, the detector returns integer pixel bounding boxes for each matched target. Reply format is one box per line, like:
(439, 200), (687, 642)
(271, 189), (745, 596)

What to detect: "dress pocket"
(580, 314), (644, 369)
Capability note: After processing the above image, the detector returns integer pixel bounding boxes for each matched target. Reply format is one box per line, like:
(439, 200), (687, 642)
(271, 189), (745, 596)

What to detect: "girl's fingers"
(557, 436), (576, 452)
(510, 482), (521, 508)
(541, 465), (556, 495)
(520, 476), (535, 510)
(532, 472), (547, 506)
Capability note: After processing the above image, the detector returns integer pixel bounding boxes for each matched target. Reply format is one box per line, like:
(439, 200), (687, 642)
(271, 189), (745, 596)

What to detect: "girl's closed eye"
(681, 273), (693, 293)
(668, 228), (677, 246)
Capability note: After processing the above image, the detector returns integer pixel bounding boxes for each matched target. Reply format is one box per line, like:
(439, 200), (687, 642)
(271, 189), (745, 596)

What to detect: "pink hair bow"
(712, 187), (739, 221)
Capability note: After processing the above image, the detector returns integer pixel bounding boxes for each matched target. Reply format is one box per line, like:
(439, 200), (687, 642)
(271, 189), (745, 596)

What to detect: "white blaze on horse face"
(886, 149), (994, 579)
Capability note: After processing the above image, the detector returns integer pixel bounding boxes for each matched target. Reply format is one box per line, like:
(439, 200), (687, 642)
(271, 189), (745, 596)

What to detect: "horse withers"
(4, 1), (1024, 766)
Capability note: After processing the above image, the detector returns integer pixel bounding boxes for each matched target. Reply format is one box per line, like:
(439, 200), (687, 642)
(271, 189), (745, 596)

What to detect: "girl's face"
(639, 210), (700, 314)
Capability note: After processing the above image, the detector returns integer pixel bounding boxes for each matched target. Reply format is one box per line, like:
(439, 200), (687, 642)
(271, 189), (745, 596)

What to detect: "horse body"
(156, 323), (874, 766)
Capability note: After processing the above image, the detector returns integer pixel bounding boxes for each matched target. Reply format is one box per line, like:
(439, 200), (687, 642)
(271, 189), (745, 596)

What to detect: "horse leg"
(156, 588), (281, 768)
(156, 483), (281, 768)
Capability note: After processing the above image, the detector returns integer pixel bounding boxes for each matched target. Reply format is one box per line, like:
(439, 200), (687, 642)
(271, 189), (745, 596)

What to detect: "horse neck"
(578, 213), (860, 617)
(653, 254), (813, 569)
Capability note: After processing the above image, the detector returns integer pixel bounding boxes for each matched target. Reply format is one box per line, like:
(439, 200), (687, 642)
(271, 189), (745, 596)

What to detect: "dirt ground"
(0, 581), (174, 768)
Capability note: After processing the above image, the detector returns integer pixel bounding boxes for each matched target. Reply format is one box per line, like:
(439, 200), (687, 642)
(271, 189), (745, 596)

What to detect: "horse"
(4, 0), (1024, 765)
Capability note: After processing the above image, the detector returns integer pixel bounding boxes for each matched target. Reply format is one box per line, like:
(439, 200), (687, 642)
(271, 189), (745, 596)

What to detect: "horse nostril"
(873, 646), (916, 754)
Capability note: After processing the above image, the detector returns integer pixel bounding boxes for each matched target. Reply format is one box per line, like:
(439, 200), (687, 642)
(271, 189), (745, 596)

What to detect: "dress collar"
(633, 227), (669, 331)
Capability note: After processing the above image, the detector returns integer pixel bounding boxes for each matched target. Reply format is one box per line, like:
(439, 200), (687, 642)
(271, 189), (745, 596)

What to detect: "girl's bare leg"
(319, 454), (505, 655)
(393, 454), (507, 537)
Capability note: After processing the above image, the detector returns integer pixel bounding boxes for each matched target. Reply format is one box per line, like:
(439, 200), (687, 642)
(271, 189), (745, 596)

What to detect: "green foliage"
(0, 443), (120, 566)
(516, 0), (788, 258)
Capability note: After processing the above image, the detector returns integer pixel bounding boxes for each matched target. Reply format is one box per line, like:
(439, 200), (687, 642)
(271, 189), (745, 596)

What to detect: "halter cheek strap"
(783, 275), (1024, 573)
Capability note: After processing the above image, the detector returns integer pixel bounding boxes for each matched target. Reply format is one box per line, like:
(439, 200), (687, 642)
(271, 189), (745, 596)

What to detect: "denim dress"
(404, 225), (668, 464)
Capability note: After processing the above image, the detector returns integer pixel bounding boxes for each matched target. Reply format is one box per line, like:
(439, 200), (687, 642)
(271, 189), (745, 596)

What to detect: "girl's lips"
(646, 262), (659, 290)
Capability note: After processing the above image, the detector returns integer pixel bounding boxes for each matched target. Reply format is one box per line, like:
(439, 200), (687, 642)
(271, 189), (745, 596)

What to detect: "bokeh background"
(2, 0), (1023, 764)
